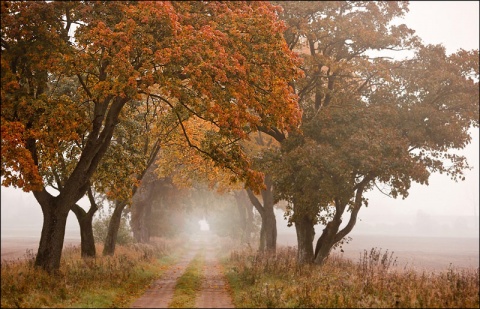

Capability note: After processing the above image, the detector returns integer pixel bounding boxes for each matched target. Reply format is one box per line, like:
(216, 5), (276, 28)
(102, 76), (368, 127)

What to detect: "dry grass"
(223, 246), (479, 308)
(1, 236), (185, 308)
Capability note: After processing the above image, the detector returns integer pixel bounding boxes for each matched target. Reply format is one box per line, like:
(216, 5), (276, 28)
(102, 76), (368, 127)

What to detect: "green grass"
(168, 250), (205, 308)
(223, 247), (480, 308)
(1, 237), (186, 308)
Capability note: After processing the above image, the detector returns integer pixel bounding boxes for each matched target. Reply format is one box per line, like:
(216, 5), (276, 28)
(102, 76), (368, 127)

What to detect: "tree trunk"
(294, 214), (315, 264)
(246, 174), (277, 254)
(313, 198), (346, 265)
(35, 199), (70, 273)
(235, 193), (248, 243)
(103, 201), (127, 256)
(245, 202), (254, 244)
(78, 213), (96, 258)
(264, 204), (277, 252)
(313, 185), (367, 265)
(314, 221), (339, 265)
(71, 188), (99, 258)
(259, 216), (266, 252)
(132, 200), (151, 243)
(131, 168), (158, 243)
(71, 205), (97, 258)
(234, 190), (254, 244)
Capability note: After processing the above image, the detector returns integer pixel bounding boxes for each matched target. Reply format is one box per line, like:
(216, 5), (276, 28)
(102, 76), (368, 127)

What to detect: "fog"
(1, 2), (479, 249)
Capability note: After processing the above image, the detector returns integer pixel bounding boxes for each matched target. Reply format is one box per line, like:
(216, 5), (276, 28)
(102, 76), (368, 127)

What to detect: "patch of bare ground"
(130, 248), (198, 308)
(131, 231), (235, 308)
(194, 234), (235, 308)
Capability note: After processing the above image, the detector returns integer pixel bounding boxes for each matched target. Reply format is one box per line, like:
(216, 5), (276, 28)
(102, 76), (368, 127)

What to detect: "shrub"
(93, 214), (133, 245)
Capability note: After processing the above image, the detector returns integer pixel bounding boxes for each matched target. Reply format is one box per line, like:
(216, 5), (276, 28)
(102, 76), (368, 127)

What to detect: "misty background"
(1, 2), (479, 248)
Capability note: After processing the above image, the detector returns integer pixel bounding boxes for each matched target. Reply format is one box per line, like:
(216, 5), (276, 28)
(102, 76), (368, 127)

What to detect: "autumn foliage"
(1, 1), (302, 272)
(1, 1), (302, 194)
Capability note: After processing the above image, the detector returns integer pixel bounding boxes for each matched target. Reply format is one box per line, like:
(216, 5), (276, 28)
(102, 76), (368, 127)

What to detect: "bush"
(93, 215), (133, 245)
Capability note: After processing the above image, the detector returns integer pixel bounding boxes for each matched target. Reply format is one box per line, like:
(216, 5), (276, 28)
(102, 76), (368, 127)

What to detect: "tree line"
(1, 1), (478, 273)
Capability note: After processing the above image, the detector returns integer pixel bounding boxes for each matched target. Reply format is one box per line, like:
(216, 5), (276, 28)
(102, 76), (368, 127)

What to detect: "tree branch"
(246, 188), (265, 216)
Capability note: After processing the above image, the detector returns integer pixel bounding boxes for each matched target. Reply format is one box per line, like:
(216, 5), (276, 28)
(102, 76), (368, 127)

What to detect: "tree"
(94, 101), (167, 255)
(233, 190), (256, 245)
(138, 118), (252, 243)
(1, 1), (302, 272)
(93, 207), (133, 246)
(273, 1), (479, 264)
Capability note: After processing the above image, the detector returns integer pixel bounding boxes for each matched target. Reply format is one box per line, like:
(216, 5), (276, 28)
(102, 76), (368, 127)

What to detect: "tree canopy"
(1, 1), (303, 195)
(1, 0), (303, 272)
(270, 1), (479, 264)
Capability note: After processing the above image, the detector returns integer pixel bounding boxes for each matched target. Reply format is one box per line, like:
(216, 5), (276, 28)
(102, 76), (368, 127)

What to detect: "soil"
(131, 231), (234, 308)
(130, 247), (199, 308)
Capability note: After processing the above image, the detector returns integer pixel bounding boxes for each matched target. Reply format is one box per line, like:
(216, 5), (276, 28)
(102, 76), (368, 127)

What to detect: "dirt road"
(194, 235), (234, 308)
(130, 231), (234, 308)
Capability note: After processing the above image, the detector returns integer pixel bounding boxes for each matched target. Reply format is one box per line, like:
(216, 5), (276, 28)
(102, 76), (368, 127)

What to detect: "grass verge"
(223, 246), (479, 308)
(168, 250), (205, 308)
(1, 237), (185, 308)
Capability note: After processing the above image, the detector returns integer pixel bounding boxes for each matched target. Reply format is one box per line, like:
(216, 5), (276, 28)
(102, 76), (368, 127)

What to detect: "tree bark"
(246, 174), (277, 253)
(258, 217), (266, 251)
(263, 205), (277, 252)
(245, 200), (254, 244)
(71, 188), (98, 258)
(314, 221), (340, 265)
(130, 164), (160, 243)
(313, 179), (368, 265)
(103, 200), (127, 256)
(294, 214), (315, 264)
(132, 200), (151, 243)
(35, 202), (69, 273)
(70, 204), (97, 258)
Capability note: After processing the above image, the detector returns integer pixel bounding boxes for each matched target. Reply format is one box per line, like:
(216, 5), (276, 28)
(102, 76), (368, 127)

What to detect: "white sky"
(354, 1), (479, 237)
(1, 1), (479, 240)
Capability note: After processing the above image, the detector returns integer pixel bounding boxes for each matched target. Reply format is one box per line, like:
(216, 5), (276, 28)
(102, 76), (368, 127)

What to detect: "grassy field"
(1, 237), (186, 308)
(222, 246), (479, 308)
(2, 236), (478, 308)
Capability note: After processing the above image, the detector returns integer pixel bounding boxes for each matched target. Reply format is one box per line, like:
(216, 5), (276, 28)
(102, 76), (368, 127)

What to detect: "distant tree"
(233, 190), (256, 245)
(95, 106), (167, 255)
(93, 209), (133, 246)
(273, 1), (479, 264)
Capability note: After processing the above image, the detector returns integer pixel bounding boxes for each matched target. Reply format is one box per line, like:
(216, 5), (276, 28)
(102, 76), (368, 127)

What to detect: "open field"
(1, 233), (478, 272)
(1, 236), (80, 261)
(277, 233), (479, 272)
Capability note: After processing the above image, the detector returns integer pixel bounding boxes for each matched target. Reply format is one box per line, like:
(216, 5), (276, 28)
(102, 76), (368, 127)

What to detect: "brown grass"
(223, 246), (480, 308)
(1, 237), (185, 308)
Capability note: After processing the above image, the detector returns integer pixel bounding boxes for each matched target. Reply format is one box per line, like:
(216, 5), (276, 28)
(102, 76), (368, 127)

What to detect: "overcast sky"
(1, 1), (479, 240)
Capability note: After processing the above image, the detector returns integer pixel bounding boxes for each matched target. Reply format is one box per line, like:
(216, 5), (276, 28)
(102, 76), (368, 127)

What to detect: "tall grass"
(1, 237), (185, 308)
(223, 246), (479, 308)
